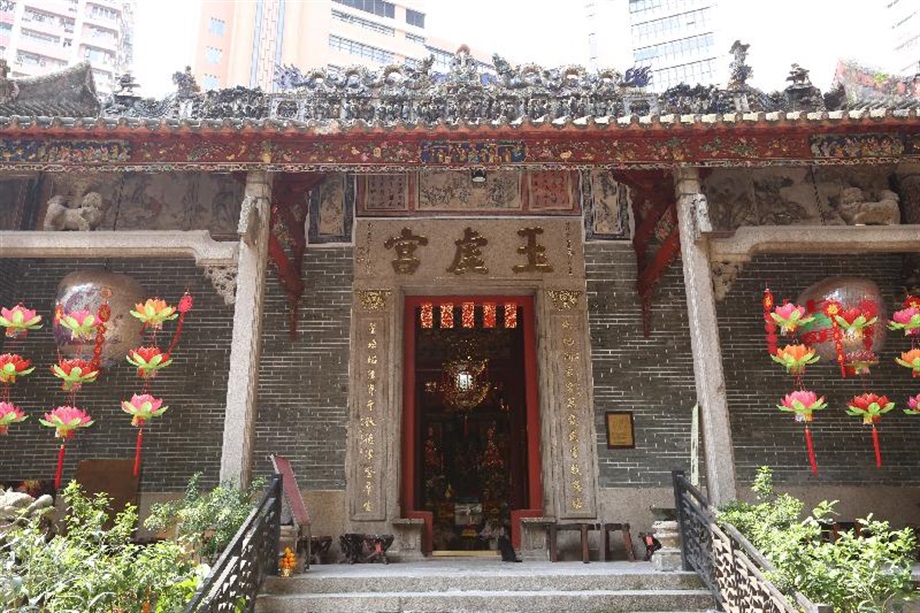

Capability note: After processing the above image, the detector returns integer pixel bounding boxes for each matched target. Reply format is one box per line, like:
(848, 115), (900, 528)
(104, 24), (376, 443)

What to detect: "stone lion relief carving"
(836, 187), (900, 226)
(42, 192), (107, 231)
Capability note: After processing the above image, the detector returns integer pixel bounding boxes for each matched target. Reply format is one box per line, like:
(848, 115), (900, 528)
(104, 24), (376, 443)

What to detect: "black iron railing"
(672, 470), (832, 613)
(183, 473), (282, 613)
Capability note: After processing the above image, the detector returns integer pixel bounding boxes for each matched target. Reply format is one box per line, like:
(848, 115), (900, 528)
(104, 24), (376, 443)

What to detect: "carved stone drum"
(54, 271), (145, 366)
(797, 276), (887, 373)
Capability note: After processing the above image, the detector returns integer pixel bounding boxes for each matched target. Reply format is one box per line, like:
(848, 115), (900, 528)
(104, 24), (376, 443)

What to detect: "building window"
(202, 74), (221, 90)
(209, 17), (225, 36)
(332, 0), (395, 20)
(406, 32), (425, 44)
(82, 45), (114, 65)
(206, 46), (222, 64)
(87, 3), (119, 21)
(329, 34), (394, 64)
(21, 28), (60, 45)
(406, 8), (425, 28)
(331, 9), (395, 36)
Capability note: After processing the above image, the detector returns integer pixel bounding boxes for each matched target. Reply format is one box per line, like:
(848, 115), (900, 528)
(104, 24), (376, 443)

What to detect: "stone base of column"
(652, 516), (682, 572)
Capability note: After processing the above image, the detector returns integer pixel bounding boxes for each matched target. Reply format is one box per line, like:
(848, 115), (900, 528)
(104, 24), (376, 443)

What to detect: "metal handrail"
(183, 473), (283, 613)
(672, 470), (832, 613)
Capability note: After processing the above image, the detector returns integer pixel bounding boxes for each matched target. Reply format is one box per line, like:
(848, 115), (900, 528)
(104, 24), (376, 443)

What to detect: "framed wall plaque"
(605, 411), (635, 449)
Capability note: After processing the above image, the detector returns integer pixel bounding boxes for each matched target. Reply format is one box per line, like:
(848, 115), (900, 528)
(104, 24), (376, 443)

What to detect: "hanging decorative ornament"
(763, 287), (778, 355)
(39, 405), (94, 489)
(128, 347), (172, 379)
(776, 390), (826, 474)
(56, 308), (98, 341)
(54, 271), (145, 366)
(0, 354), (35, 386)
(895, 349), (920, 377)
(770, 302), (814, 336)
(51, 358), (101, 393)
(906, 393), (920, 415)
(130, 298), (178, 331)
(887, 300), (920, 338)
(0, 401), (27, 435)
(845, 393), (895, 468)
(770, 344), (820, 375)
(121, 394), (168, 476)
(797, 277), (887, 378)
(126, 346), (173, 379)
(0, 304), (42, 339)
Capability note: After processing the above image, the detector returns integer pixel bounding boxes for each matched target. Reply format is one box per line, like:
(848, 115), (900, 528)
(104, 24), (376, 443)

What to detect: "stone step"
(263, 569), (705, 595)
(255, 588), (715, 613)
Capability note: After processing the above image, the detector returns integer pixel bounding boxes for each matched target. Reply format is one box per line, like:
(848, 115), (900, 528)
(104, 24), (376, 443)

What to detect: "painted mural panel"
(307, 173), (355, 244)
(38, 172), (244, 234)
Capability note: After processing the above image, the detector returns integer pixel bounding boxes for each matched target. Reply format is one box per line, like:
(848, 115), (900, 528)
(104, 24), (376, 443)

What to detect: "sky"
(133, 0), (894, 98)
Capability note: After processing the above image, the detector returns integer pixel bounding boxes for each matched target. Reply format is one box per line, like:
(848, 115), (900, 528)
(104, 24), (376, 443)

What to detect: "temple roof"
(0, 61), (100, 118)
(0, 48), (917, 134)
(0, 49), (917, 172)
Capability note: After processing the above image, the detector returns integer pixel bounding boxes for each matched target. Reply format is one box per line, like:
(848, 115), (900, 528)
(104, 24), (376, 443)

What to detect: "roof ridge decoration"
(3, 45), (919, 124)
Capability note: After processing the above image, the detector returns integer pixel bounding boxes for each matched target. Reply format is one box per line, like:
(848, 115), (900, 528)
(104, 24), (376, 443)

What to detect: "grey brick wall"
(586, 243), (698, 488)
(252, 247), (353, 490)
(718, 253), (920, 486)
(0, 258), (231, 491)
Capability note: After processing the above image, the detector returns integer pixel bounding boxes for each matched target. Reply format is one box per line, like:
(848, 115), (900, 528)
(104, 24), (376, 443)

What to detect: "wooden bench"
(549, 521), (601, 563)
(602, 522), (636, 562)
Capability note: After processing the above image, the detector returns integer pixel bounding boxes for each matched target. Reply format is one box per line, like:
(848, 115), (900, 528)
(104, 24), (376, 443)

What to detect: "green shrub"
(718, 467), (917, 613)
(143, 473), (264, 564)
(0, 481), (200, 612)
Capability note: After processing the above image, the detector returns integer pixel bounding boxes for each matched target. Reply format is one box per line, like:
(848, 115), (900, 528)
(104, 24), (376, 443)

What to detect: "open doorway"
(401, 296), (542, 554)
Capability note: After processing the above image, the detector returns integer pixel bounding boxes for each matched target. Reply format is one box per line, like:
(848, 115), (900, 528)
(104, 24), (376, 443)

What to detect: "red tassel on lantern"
(872, 424), (882, 468)
(134, 428), (144, 476)
(55, 442), (66, 490)
(763, 286), (777, 355)
(804, 426), (818, 475)
(166, 293), (193, 356)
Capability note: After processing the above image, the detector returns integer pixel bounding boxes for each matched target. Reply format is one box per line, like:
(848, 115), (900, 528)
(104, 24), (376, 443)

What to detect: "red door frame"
(401, 295), (543, 549)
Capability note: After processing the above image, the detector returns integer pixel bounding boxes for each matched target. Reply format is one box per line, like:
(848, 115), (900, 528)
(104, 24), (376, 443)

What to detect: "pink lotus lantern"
(0, 304), (42, 338)
(0, 402), (27, 435)
(776, 390), (827, 474)
(121, 393), (168, 476)
(39, 406), (94, 489)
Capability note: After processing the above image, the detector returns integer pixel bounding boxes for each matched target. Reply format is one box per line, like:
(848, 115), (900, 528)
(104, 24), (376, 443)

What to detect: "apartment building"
(888, 0), (919, 75)
(0, 0), (134, 92)
(193, 0), (491, 92)
(628, 0), (721, 91)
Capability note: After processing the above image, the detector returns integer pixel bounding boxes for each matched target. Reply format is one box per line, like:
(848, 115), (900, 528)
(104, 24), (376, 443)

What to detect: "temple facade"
(0, 51), (918, 558)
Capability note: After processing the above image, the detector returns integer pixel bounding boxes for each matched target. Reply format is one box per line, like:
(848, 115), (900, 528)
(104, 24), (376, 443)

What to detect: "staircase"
(255, 559), (714, 613)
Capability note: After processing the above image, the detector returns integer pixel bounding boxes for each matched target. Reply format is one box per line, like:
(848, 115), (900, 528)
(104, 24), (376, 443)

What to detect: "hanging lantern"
(0, 304), (43, 339)
(776, 390), (826, 474)
(441, 358), (490, 412)
(54, 271), (145, 366)
(121, 393), (168, 476)
(845, 393), (895, 468)
(797, 277), (887, 377)
(39, 405), (94, 489)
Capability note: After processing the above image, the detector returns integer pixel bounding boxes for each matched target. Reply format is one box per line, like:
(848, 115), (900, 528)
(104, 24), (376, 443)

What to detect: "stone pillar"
(674, 167), (737, 505)
(219, 171), (272, 485)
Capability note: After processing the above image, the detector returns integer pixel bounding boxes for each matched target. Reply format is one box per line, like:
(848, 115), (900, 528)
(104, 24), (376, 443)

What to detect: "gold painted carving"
(358, 290), (392, 311)
(384, 227), (429, 274)
(512, 227), (553, 273)
(548, 289), (582, 310)
(447, 227), (488, 275)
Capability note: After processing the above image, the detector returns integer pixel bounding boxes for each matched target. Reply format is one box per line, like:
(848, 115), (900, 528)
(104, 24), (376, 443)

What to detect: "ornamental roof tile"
(0, 48), (917, 135)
